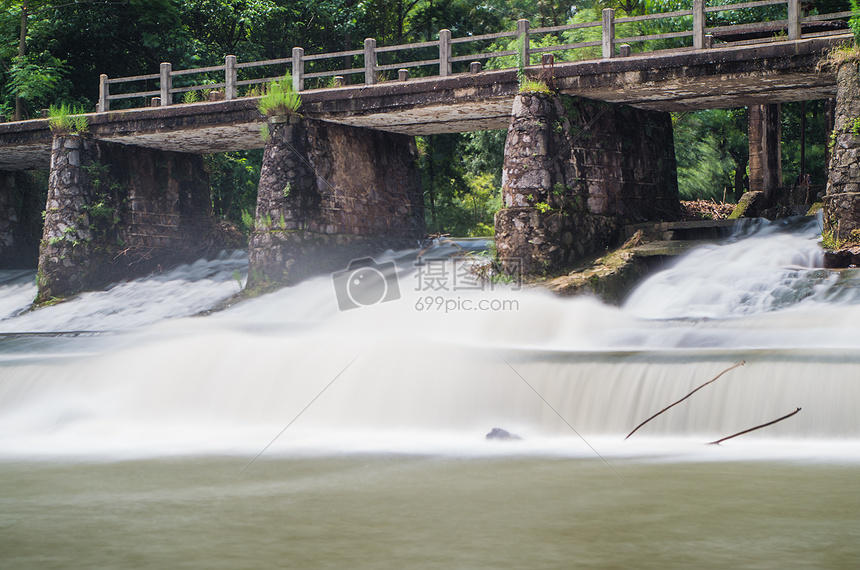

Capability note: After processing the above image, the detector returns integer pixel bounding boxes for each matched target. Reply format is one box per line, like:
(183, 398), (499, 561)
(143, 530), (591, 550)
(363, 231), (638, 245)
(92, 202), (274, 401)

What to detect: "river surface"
(1, 220), (860, 568)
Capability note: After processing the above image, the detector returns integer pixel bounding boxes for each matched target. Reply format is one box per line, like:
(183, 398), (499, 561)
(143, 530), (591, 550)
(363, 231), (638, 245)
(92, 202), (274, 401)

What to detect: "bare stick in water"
(708, 407), (801, 445)
(625, 361), (745, 440)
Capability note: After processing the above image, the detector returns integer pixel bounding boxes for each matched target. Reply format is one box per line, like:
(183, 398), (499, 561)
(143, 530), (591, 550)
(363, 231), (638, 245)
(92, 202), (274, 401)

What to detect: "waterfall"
(1, 221), (859, 459)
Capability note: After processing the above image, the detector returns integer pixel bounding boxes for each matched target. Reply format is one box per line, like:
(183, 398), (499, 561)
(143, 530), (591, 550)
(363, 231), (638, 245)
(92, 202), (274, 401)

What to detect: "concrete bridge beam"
(248, 116), (425, 286)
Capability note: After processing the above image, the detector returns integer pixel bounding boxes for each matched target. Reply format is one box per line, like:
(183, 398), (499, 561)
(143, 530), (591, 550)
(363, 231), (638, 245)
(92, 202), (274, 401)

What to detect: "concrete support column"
(248, 116), (424, 287)
(748, 103), (782, 202)
(824, 63), (860, 242)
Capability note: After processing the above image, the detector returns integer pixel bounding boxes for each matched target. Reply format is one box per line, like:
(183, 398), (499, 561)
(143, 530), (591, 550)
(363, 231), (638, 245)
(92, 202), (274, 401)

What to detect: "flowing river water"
(1, 219), (860, 568)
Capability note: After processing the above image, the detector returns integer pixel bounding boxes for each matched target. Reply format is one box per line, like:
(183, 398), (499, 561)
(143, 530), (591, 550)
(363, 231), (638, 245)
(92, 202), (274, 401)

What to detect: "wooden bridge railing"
(96, 0), (852, 113)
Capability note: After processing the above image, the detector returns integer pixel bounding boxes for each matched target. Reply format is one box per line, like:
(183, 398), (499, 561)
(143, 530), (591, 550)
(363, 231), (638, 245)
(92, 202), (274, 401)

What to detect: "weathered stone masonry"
(37, 135), (213, 300)
(825, 62), (860, 242)
(249, 116), (425, 284)
(0, 171), (43, 268)
(495, 93), (680, 275)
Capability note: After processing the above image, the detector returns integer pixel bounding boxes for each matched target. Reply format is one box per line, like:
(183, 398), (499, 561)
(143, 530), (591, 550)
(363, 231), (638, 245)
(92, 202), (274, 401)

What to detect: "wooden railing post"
(439, 29), (452, 77)
(517, 19), (530, 69)
(292, 47), (304, 91)
(98, 74), (109, 113)
(787, 0), (801, 40)
(364, 38), (377, 85)
(602, 9), (615, 58)
(693, 0), (705, 49)
(225, 55), (237, 100)
(159, 62), (172, 106)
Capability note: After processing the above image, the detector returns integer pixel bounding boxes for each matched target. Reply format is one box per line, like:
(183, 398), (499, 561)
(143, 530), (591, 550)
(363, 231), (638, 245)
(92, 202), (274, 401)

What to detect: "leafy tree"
(674, 109), (748, 202)
(205, 150), (263, 228)
(418, 133), (501, 236)
(782, 100), (830, 187)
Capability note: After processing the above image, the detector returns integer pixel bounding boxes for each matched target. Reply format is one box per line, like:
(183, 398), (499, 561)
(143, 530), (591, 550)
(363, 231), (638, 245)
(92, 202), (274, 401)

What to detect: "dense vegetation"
(0, 0), (850, 235)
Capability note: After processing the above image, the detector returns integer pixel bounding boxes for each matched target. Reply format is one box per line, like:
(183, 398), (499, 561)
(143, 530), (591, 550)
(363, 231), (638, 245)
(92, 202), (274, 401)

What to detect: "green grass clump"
(258, 75), (302, 117)
(48, 103), (89, 134)
(821, 230), (845, 251)
(519, 78), (552, 94)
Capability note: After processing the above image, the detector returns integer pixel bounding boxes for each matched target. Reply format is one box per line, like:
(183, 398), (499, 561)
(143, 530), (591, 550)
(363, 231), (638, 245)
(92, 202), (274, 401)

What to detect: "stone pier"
(37, 135), (215, 301)
(248, 116), (424, 285)
(494, 93), (680, 275)
(824, 62), (860, 244)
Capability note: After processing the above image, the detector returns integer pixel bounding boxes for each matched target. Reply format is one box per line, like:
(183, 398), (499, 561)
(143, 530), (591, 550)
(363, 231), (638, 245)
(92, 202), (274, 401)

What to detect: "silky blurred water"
(2, 222), (860, 568)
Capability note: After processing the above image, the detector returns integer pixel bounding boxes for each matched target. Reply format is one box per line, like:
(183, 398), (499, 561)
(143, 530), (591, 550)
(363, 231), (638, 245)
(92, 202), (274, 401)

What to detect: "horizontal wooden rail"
(95, 0), (849, 113)
(704, 0), (788, 13)
(615, 9), (694, 24)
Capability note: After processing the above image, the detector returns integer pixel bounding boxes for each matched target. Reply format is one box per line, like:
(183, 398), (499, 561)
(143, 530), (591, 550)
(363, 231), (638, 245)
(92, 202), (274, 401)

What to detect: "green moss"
(807, 202), (824, 216)
(727, 203), (747, 220)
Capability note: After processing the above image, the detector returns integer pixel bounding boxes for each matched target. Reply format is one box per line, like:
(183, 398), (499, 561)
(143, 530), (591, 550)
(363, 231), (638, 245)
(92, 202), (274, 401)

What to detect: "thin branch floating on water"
(625, 361), (745, 440)
(708, 407), (802, 445)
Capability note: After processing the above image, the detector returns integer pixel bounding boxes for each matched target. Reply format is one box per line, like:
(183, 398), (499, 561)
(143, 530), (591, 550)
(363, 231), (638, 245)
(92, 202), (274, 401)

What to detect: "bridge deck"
(0, 34), (849, 171)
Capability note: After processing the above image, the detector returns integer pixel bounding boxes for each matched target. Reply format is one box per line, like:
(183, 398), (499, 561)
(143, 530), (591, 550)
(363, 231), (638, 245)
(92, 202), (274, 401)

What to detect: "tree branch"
(625, 361), (745, 440)
(708, 407), (802, 445)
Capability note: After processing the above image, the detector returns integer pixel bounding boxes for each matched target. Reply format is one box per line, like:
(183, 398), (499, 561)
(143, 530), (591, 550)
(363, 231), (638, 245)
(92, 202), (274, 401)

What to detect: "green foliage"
(258, 75), (301, 116)
(48, 103), (88, 134)
(519, 77), (551, 94)
(3, 52), (70, 118)
(674, 109), (748, 202)
(781, 100), (831, 187)
(182, 90), (200, 104)
(534, 201), (553, 213)
(821, 229), (845, 250)
(418, 134), (501, 236)
(462, 129), (506, 189)
(205, 149), (263, 227)
(240, 209), (256, 234)
(850, 0), (860, 42)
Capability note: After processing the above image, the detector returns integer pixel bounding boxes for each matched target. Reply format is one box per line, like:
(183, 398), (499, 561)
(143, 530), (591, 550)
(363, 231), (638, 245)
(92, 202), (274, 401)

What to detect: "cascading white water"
(1, 221), (859, 460)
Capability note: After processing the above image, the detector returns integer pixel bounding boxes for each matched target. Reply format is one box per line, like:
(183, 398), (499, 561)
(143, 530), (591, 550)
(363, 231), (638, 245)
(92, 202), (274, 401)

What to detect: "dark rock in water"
(486, 428), (521, 441)
(824, 246), (860, 269)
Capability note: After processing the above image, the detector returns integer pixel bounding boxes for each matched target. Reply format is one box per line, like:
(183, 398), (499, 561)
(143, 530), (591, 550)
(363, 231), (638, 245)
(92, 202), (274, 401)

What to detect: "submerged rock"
(486, 428), (521, 441)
